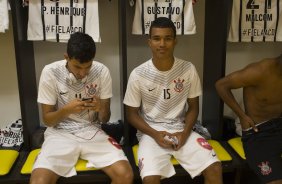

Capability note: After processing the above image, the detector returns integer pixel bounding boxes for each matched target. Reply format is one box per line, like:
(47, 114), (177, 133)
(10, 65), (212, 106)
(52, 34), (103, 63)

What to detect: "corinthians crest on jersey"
(258, 161), (272, 176)
(85, 83), (98, 96)
(174, 78), (185, 92)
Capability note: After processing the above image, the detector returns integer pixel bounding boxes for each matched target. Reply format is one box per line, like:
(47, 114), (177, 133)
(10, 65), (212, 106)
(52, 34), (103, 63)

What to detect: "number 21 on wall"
(246, 0), (271, 9)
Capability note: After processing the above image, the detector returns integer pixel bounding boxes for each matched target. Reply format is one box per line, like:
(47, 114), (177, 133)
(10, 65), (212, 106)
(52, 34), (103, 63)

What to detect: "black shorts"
(242, 117), (282, 183)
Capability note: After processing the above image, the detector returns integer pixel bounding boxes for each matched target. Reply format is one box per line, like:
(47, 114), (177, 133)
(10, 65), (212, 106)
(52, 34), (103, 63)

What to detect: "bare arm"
(215, 64), (262, 131)
(97, 98), (111, 123)
(183, 97), (200, 134)
(215, 73), (247, 121)
(82, 96), (111, 123)
(42, 96), (110, 127)
(41, 99), (86, 127)
(126, 105), (173, 149)
(173, 97), (199, 150)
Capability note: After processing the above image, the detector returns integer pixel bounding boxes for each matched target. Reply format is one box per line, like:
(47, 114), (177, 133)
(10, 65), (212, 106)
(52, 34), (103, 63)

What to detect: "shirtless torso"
(244, 55), (282, 123)
(216, 54), (282, 129)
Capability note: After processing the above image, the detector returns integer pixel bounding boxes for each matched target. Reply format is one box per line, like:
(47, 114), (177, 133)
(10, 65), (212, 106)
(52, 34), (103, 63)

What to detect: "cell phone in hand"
(82, 97), (94, 107)
(164, 135), (178, 149)
(82, 97), (93, 101)
(164, 135), (178, 145)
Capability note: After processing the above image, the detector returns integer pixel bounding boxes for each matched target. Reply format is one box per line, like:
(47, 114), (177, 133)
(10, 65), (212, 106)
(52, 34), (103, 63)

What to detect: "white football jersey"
(228, 0), (282, 42)
(38, 60), (112, 137)
(132, 0), (196, 35)
(124, 58), (202, 132)
(28, 0), (101, 42)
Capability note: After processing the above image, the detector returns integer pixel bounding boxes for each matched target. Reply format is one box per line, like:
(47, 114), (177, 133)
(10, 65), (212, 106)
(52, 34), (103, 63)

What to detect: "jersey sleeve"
(99, 66), (112, 100)
(123, 70), (142, 107)
(188, 64), (202, 98)
(37, 66), (57, 105)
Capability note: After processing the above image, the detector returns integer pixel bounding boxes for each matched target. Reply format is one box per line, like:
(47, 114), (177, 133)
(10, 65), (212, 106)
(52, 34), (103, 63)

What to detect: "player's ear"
(148, 38), (152, 48)
(64, 53), (69, 61)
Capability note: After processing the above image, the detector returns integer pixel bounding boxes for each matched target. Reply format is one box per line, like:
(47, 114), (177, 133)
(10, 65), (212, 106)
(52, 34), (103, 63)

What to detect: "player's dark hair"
(67, 32), (96, 63)
(149, 17), (176, 38)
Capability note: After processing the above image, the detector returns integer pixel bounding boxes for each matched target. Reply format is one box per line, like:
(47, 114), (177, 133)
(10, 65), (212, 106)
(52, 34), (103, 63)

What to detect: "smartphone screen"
(82, 97), (93, 101)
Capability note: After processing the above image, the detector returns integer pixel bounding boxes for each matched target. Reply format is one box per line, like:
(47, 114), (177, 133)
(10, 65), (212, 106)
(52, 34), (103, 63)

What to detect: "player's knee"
(113, 171), (133, 184)
(209, 161), (222, 172)
(30, 176), (41, 184)
(119, 169), (134, 183)
(112, 163), (134, 184)
(143, 175), (161, 184)
(30, 175), (56, 184)
(30, 169), (59, 184)
(202, 161), (222, 178)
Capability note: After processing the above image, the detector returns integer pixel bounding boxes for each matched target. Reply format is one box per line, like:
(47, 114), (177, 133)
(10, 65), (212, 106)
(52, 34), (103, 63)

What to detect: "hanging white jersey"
(132, 0), (196, 35)
(228, 0), (282, 42)
(0, 0), (9, 33)
(28, 0), (101, 42)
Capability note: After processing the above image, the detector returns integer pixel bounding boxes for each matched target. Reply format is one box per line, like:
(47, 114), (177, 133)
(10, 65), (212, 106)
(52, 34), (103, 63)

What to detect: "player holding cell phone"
(32, 32), (133, 184)
(164, 135), (179, 149)
(82, 96), (101, 112)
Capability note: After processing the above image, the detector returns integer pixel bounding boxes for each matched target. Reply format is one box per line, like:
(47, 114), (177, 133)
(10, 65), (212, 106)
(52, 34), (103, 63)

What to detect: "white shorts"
(33, 127), (128, 177)
(138, 131), (219, 179)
